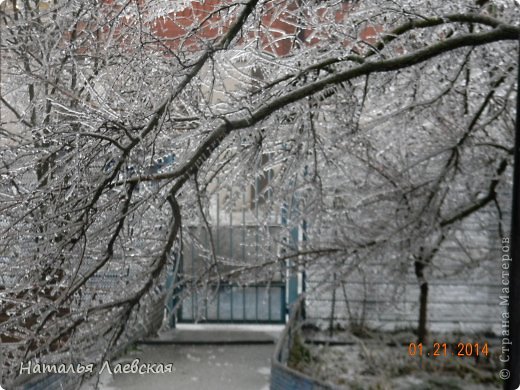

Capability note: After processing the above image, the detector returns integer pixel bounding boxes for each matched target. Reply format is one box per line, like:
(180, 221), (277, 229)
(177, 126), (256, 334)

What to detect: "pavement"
(81, 324), (283, 390)
(142, 324), (281, 345)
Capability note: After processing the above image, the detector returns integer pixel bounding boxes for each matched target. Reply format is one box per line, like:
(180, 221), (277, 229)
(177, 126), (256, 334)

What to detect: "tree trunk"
(415, 259), (429, 344)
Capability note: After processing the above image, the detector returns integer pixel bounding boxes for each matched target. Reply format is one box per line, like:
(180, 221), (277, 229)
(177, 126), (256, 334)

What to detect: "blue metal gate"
(178, 282), (287, 323)
(173, 224), (291, 324)
(168, 157), (302, 325)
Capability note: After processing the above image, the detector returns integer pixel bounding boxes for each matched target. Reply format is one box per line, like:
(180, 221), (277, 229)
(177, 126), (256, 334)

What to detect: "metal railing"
(270, 295), (337, 390)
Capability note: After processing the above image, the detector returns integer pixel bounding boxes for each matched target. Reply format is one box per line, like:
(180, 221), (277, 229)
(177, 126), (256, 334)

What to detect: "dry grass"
(295, 330), (503, 389)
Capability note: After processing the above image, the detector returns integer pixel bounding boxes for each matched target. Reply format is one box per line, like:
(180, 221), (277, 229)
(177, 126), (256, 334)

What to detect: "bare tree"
(0, 0), (518, 386)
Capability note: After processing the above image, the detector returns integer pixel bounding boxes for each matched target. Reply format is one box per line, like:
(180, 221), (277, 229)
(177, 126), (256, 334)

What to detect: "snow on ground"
(81, 343), (273, 390)
(294, 329), (503, 389)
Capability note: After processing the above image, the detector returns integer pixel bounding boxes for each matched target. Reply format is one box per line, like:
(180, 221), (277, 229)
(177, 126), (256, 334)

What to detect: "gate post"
(282, 199), (302, 313)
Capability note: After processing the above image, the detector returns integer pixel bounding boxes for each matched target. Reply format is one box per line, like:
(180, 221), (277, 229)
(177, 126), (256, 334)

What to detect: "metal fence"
(270, 296), (337, 390)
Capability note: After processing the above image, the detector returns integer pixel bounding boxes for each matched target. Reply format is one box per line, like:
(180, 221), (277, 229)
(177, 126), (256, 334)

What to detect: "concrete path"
(82, 325), (282, 390)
